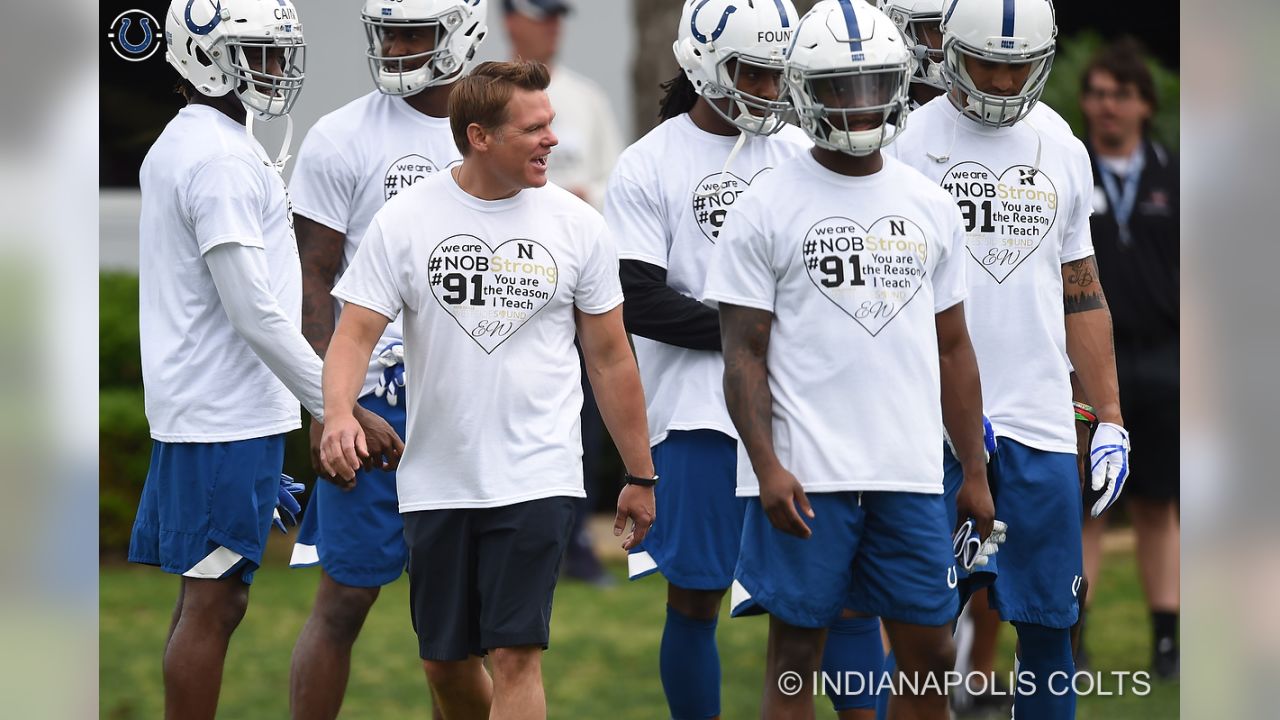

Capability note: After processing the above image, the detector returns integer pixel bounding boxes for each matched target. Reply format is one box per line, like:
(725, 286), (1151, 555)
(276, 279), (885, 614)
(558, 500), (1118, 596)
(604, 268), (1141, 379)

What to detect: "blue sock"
(821, 616), (885, 712)
(1013, 622), (1076, 720)
(660, 605), (720, 719)
(874, 649), (894, 720)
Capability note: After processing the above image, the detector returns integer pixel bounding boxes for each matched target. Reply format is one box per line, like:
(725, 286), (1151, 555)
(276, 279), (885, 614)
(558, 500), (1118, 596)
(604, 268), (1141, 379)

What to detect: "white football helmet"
(786, 0), (913, 156)
(880, 0), (947, 91)
(940, 0), (1056, 127)
(362, 0), (488, 96)
(164, 0), (306, 119)
(672, 0), (800, 135)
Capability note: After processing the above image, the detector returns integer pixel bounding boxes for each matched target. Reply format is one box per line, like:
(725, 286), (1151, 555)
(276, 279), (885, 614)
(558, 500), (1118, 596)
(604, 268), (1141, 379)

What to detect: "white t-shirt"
(545, 65), (623, 211)
(138, 104), (302, 442)
(606, 114), (809, 446)
(289, 91), (461, 397)
(889, 98), (1095, 453)
(705, 152), (969, 495)
(333, 171), (624, 511)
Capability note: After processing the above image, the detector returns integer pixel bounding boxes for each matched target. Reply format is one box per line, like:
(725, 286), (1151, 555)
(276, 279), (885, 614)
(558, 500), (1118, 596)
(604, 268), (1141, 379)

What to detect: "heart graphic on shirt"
(691, 168), (771, 243)
(801, 215), (930, 337)
(428, 234), (559, 354)
(384, 154), (448, 200)
(939, 162), (1058, 283)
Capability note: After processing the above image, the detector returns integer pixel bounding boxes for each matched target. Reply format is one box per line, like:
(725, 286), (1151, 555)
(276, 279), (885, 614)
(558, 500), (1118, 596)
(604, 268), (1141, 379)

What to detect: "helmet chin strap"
(695, 130), (749, 199)
(244, 112), (294, 173)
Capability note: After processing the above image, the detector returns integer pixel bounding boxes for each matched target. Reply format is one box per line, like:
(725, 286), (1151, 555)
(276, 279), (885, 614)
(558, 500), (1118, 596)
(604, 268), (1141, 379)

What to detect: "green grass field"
(100, 531), (1177, 719)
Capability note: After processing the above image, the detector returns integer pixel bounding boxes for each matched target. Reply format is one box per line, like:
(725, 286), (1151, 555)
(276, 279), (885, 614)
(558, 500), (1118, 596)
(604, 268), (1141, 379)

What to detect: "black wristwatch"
(624, 472), (659, 488)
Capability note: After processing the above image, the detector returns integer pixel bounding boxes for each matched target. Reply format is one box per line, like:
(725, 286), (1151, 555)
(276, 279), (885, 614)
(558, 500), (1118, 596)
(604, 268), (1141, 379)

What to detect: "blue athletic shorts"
(731, 491), (959, 628)
(291, 392), (408, 588)
(627, 430), (746, 590)
(987, 438), (1083, 628)
(128, 434), (285, 584)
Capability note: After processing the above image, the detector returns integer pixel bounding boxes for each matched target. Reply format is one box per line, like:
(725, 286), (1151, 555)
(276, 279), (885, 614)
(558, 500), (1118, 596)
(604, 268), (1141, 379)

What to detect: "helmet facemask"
(363, 8), (471, 96)
(227, 38), (306, 118)
(890, 10), (946, 91)
(943, 38), (1054, 128)
(789, 64), (910, 156)
(705, 53), (792, 136)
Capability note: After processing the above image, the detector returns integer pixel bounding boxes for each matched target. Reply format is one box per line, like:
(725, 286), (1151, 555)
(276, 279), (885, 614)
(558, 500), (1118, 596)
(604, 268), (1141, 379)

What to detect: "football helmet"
(880, 0), (947, 91)
(164, 0), (306, 119)
(362, 0), (488, 96)
(940, 0), (1056, 127)
(786, 0), (913, 156)
(672, 0), (800, 135)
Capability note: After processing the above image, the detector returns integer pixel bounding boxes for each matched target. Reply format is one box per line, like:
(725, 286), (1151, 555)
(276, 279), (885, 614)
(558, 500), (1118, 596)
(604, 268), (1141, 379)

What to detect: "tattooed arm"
(297, 214), (346, 356)
(297, 214), (348, 476)
(1063, 256), (1123, 425)
(721, 304), (814, 538)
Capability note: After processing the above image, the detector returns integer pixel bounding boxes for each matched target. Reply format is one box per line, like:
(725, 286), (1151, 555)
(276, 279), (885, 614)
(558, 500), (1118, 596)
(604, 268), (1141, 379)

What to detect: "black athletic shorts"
(1116, 340), (1179, 502)
(404, 495), (576, 661)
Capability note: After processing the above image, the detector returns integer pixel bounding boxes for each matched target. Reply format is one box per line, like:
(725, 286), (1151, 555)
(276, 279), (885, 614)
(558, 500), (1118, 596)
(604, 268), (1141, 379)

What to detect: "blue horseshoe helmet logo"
(690, 0), (737, 44)
(117, 16), (154, 54)
(185, 0), (223, 36)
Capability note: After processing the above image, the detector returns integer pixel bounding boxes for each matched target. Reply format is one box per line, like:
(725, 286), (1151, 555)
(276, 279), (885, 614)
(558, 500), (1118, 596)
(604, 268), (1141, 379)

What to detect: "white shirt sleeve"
(704, 207), (776, 312)
(1060, 143), (1097, 263)
(186, 156), (268, 253)
(574, 222), (625, 314)
(204, 243), (325, 421)
(932, 199), (970, 312)
(288, 128), (355, 234)
(605, 161), (669, 268)
(332, 215), (408, 321)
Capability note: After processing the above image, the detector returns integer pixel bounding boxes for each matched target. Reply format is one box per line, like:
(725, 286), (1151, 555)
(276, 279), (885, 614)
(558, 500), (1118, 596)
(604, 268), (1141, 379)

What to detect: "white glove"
(372, 342), (406, 407)
(1089, 422), (1130, 518)
(953, 518), (1008, 572)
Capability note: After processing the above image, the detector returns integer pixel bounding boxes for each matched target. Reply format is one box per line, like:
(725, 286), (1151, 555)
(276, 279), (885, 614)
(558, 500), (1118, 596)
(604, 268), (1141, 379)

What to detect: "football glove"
(953, 518), (1008, 572)
(272, 473), (305, 533)
(1088, 423), (1130, 518)
(372, 342), (406, 407)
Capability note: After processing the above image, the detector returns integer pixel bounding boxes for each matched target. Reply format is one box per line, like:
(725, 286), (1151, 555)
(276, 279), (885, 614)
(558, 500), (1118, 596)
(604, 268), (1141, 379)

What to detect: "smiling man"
(317, 61), (657, 720)
(284, 3), (488, 718)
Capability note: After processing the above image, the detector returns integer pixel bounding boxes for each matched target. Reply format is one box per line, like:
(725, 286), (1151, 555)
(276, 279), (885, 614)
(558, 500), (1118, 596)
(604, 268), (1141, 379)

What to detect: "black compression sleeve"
(619, 259), (722, 351)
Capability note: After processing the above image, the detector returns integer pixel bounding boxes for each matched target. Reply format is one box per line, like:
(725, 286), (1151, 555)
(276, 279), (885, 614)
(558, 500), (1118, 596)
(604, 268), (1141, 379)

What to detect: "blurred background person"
(505, 0), (626, 586)
(504, 0), (622, 208)
(1077, 37), (1180, 680)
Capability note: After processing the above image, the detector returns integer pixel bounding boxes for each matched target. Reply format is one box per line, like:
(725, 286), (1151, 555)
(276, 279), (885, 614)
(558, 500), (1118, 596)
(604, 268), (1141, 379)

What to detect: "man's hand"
(614, 484), (656, 550)
(308, 418), (327, 475)
(1087, 422), (1130, 517)
(272, 474), (306, 533)
(954, 466), (995, 543)
(320, 413), (368, 484)
(353, 405), (404, 472)
(759, 466), (813, 539)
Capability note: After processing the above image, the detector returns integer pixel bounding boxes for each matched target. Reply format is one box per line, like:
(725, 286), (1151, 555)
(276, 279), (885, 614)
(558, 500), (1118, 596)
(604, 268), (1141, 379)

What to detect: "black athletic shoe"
(1153, 637), (1180, 680)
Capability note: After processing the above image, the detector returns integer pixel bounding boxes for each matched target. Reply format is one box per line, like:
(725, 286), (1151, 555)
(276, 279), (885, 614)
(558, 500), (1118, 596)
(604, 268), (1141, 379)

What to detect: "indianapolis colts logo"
(947, 566), (959, 589)
(185, 0), (223, 36)
(690, 0), (737, 43)
(107, 9), (162, 62)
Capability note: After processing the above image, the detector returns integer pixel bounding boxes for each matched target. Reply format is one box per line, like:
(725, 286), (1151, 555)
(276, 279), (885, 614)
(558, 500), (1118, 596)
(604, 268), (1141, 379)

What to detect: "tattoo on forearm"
(1064, 291), (1106, 314)
(1062, 257), (1107, 315)
(1064, 257), (1096, 289)
(300, 259), (340, 355)
(722, 309), (774, 457)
